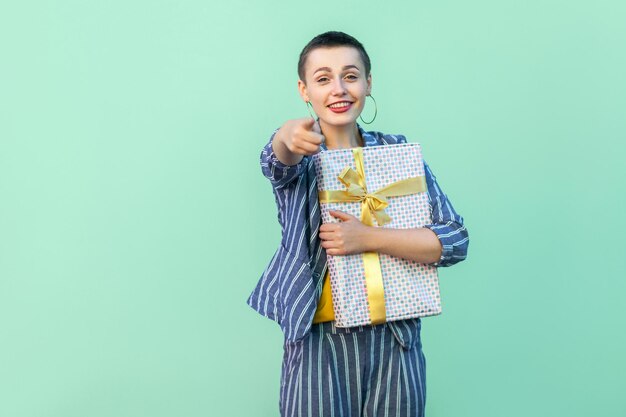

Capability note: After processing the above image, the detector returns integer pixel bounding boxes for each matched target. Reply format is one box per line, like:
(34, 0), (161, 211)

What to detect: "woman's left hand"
(319, 210), (372, 256)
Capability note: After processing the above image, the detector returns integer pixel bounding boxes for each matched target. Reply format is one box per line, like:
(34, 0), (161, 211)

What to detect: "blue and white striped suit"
(247, 124), (469, 416)
(280, 319), (429, 417)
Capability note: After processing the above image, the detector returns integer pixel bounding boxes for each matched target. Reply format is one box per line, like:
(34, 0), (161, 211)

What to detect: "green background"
(1, 1), (625, 416)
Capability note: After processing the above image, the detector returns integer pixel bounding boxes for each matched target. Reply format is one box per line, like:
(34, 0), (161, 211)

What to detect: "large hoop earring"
(359, 94), (377, 125)
(306, 101), (316, 119)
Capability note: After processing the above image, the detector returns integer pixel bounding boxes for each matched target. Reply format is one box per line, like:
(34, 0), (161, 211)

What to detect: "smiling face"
(298, 46), (372, 128)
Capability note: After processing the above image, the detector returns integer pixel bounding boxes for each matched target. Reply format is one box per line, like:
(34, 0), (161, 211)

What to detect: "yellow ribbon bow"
(319, 146), (426, 325)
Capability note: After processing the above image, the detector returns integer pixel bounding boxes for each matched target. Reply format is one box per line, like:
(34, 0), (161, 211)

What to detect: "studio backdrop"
(1, 1), (625, 416)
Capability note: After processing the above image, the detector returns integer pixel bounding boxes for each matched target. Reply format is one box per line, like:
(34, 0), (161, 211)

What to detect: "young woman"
(247, 31), (469, 417)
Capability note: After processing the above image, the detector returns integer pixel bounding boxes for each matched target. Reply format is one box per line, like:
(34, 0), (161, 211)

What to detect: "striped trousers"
(279, 320), (426, 417)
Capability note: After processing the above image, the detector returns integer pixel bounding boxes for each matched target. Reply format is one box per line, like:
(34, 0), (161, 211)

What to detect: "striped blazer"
(247, 124), (469, 346)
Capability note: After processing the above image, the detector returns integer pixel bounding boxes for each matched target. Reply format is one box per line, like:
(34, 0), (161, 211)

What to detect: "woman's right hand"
(272, 118), (325, 166)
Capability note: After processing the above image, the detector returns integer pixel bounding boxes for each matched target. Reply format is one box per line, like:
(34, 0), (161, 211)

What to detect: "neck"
(319, 121), (363, 150)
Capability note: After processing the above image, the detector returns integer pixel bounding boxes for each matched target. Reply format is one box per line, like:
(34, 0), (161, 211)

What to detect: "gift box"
(312, 143), (441, 328)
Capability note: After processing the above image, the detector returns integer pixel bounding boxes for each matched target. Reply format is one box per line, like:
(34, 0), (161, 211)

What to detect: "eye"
(316, 77), (329, 83)
(345, 74), (358, 80)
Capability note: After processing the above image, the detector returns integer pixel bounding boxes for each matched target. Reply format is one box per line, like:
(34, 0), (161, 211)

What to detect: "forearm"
(365, 226), (443, 264)
(272, 127), (303, 166)
(261, 128), (307, 190)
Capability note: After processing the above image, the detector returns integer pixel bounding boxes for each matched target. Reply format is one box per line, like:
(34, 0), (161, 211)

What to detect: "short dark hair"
(297, 31), (371, 83)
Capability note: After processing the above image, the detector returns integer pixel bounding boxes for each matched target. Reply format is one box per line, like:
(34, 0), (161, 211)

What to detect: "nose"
(330, 77), (347, 96)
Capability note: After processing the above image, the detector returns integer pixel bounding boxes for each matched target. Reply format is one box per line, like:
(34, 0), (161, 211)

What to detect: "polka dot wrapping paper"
(312, 143), (441, 328)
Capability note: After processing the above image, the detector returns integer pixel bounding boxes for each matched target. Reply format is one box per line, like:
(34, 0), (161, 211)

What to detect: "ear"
(297, 79), (309, 102)
(366, 73), (372, 96)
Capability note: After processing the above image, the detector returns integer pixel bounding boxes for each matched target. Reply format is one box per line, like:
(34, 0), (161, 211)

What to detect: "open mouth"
(327, 101), (353, 113)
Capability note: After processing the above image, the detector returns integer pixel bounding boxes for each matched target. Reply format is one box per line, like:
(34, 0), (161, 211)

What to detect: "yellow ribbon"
(319, 147), (426, 325)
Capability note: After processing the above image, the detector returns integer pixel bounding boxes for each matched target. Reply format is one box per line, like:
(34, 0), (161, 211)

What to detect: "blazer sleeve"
(260, 128), (310, 190)
(396, 134), (469, 267)
(422, 160), (469, 267)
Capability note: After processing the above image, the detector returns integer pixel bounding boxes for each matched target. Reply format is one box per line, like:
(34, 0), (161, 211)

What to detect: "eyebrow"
(313, 65), (360, 75)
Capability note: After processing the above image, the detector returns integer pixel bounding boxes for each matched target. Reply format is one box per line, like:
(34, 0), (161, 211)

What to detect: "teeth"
(329, 102), (351, 108)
